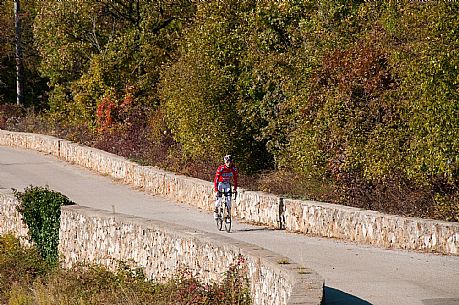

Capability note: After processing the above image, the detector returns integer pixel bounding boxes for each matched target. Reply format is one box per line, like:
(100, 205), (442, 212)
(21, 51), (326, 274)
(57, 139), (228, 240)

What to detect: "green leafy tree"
(390, 2), (458, 185)
(34, 0), (195, 127)
(389, 2), (458, 220)
(277, 0), (370, 175)
(277, 0), (458, 218)
(160, 0), (264, 171)
(161, 0), (316, 172)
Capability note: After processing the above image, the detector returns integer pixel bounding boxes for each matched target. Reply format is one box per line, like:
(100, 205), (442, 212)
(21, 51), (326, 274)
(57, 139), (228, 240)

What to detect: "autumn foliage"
(0, 0), (457, 221)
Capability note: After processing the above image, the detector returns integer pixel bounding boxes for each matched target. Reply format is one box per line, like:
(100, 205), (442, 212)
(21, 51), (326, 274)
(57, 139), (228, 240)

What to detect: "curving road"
(1, 145), (458, 305)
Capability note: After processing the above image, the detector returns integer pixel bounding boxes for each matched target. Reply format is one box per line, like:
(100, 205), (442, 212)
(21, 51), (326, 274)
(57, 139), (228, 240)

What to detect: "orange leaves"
(96, 95), (115, 132)
(96, 86), (137, 132)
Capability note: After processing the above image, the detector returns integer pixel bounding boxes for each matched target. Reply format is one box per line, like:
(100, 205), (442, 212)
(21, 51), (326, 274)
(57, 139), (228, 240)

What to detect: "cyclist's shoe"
(213, 208), (219, 219)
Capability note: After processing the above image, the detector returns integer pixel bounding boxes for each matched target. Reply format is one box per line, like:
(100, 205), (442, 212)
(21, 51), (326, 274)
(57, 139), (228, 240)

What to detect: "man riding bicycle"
(214, 155), (238, 219)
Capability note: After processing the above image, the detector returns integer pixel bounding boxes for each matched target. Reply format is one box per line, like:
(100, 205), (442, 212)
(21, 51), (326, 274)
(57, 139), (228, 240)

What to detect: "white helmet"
(224, 155), (234, 163)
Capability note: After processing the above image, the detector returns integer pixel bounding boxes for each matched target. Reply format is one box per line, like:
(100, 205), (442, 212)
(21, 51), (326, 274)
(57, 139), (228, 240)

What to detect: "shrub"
(14, 186), (75, 267)
(0, 234), (50, 303)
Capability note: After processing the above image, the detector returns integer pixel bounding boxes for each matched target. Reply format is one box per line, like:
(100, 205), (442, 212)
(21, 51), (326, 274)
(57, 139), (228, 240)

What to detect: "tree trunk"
(14, 0), (24, 105)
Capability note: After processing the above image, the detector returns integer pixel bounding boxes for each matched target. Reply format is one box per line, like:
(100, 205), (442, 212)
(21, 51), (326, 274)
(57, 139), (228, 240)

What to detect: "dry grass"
(0, 234), (252, 305)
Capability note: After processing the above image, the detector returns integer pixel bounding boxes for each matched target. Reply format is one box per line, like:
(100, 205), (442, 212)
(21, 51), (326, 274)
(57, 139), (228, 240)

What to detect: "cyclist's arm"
(214, 167), (221, 191)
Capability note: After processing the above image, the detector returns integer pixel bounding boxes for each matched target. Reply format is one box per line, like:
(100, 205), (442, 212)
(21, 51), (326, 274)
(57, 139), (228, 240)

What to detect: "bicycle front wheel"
(224, 206), (231, 233)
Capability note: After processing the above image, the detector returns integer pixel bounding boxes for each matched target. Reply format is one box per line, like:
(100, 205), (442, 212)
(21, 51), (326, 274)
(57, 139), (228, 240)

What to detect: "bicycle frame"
(216, 190), (232, 232)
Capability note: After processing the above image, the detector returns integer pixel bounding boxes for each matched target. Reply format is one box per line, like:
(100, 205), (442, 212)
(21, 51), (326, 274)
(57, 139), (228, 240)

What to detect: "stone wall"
(0, 191), (323, 305)
(282, 199), (459, 255)
(0, 191), (30, 246)
(0, 129), (458, 255)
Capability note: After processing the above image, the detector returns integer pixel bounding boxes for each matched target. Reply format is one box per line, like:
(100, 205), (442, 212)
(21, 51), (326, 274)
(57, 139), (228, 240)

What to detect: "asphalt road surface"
(1, 145), (458, 305)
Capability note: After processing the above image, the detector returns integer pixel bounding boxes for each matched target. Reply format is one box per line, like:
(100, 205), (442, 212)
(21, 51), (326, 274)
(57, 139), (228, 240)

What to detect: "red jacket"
(214, 164), (238, 192)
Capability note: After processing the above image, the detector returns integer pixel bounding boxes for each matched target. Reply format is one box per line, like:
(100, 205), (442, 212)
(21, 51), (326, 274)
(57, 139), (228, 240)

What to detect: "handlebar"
(217, 190), (238, 199)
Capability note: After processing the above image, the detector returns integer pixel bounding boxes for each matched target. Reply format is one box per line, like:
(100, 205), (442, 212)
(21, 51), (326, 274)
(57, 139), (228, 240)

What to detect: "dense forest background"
(0, 0), (457, 221)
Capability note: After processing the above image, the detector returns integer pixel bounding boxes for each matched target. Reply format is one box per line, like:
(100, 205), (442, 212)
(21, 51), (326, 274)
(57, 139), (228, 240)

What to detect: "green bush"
(14, 186), (75, 266)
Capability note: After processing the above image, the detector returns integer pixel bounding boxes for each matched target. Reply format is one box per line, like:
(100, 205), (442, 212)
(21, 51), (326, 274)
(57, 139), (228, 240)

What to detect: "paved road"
(1, 145), (458, 305)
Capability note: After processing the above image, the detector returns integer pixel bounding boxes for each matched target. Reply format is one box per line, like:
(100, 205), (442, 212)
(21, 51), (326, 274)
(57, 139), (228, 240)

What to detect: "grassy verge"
(0, 234), (251, 305)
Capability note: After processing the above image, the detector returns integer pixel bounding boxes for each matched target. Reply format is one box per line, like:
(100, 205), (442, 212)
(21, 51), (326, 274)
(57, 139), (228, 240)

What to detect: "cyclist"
(214, 154), (238, 219)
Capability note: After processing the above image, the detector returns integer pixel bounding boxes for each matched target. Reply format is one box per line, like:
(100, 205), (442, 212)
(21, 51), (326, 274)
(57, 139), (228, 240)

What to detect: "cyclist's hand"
(233, 191), (238, 200)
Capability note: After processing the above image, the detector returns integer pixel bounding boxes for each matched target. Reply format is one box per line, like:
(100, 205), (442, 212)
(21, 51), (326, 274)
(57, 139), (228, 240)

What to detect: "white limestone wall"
(283, 199), (459, 255)
(0, 191), (30, 246)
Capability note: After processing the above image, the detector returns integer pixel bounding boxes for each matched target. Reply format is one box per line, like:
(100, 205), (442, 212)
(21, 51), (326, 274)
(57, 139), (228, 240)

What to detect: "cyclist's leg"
(226, 195), (232, 220)
(214, 183), (224, 219)
(222, 184), (232, 213)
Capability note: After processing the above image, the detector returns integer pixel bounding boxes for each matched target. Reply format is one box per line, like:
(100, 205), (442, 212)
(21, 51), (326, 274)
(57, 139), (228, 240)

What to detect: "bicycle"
(216, 190), (232, 233)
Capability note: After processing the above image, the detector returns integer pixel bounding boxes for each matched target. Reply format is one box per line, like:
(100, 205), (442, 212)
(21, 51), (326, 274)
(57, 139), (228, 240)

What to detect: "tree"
(0, 0), (15, 104)
(34, 0), (196, 126)
(14, 0), (24, 105)
(0, 0), (45, 106)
